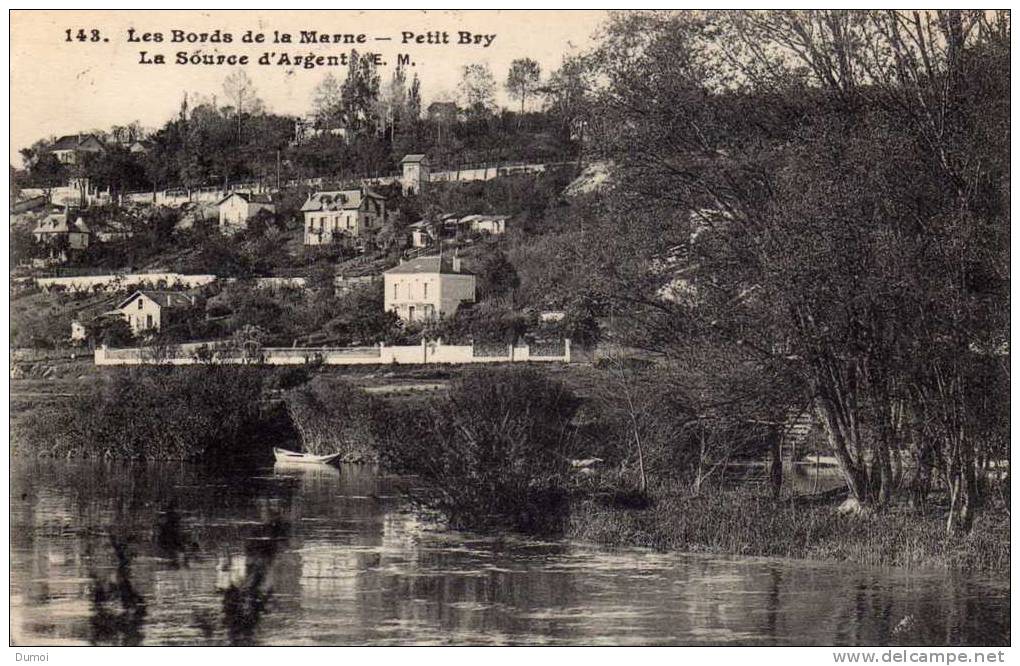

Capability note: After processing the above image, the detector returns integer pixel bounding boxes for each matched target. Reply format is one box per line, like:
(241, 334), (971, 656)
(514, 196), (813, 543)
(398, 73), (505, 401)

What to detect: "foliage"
(17, 366), (291, 461)
(577, 10), (1009, 530)
(284, 377), (389, 459)
(506, 58), (542, 115)
(374, 367), (582, 533)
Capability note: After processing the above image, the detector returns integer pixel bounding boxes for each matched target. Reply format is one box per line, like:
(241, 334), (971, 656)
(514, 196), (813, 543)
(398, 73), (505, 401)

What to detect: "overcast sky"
(10, 10), (608, 165)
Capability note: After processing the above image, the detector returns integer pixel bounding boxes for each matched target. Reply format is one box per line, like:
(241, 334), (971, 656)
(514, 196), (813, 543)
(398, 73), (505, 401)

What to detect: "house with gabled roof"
(106, 290), (196, 335)
(48, 134), (105, 164)
(301, 187), (387, 247)
(32, 211), (90, 249)
(217, 192), (276, 235)
(383, 254), (475, 322)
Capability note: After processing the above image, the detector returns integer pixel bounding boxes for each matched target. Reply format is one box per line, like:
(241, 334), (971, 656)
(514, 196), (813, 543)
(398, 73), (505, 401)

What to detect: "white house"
(216, 192), (275, 235)
(301, 188), (387, 246)
(106, 290), (196, 335)
(459, 214), (509, 235)
(408, 219), (436, 248)
(32, 211), (90, 250)
(48, 134), (105, 165)
(383, 255), (475, 322)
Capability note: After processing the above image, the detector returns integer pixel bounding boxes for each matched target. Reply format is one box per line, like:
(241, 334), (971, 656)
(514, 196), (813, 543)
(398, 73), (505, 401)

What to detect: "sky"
(10, 10), (609, 165)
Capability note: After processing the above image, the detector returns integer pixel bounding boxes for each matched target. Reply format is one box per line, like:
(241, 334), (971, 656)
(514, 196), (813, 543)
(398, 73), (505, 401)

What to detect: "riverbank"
(569, 487), (1010, 574)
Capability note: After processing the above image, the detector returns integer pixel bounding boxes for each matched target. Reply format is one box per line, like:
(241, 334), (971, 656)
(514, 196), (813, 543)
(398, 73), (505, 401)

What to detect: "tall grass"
(570, 485), (1010, 573)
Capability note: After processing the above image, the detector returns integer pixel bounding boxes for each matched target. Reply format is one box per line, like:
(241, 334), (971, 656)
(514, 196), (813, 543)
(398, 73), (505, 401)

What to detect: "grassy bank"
(569, 487), (1010, 574)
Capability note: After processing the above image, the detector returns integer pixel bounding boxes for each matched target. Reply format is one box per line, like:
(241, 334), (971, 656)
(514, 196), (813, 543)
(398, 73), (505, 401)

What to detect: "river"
(10, 458), (1010, 646)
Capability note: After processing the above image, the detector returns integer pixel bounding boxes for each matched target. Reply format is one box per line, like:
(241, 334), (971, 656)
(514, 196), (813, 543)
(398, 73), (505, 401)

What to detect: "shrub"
(16, 366), (290, 462)
(374, 367), (582, 534)
(283, 377), (388, 459)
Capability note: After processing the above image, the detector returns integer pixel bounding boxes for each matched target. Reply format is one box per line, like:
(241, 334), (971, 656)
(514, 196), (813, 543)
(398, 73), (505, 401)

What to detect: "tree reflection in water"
(222, 516), (291, 645)
(88, 533), (147, 646)
(154, 502), (199, 568)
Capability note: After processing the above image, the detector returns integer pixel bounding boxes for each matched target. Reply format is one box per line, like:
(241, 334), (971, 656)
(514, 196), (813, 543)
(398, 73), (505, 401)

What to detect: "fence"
(95, 339), (571, 366)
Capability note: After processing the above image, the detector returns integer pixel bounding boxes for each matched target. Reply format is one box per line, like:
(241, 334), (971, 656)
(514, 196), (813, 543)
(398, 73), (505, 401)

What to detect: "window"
(393, 283), (398, 299)
(137, 299), (143, 310)
(146, 314), (153, 329)
(423, 282), (429, 299)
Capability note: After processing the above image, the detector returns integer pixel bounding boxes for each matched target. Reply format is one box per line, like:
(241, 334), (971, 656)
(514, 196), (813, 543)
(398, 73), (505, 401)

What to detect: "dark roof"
(49, 134), (103, 152)
(114, 290), (194, 310)
(301, 188), (385, 212)
(217, 192), (275, 206)
(384, 255), (472, 276)
(33, 213), (90, 234)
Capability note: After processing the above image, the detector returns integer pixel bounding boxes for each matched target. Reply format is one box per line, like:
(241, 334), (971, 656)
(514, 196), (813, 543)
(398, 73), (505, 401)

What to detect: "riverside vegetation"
(11, 362), (1010, 574)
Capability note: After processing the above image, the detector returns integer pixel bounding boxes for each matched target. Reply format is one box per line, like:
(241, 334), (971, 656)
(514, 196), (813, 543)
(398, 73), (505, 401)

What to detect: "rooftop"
(301, 188), (385, 212)
(384, 255), (472, 276)
(218, 191), (274, 206)
(114, 290), (195, 310)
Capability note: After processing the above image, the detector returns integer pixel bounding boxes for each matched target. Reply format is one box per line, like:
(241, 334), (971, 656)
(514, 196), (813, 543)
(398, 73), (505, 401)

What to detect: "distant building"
(427, 101), (459, 124)
(126, 140), (151, 154)
(458, 213), (509, 235)
(293, 116), (350, 143)
(48, 134), (105, 164)
(70, 319), (88, 342)
(106, 290), (196, 335)
(383, 255), (475, 322)
(400, 154), (430, 195)
(301, 188), (387, 246)
(407, 219), (436, 248)
(217, 192), (275, 235)
(32, 211), (90, 250)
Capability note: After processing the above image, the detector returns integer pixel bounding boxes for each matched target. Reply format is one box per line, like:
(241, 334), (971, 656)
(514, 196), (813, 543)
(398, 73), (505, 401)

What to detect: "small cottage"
(459, 214), (509, 235)
(408, 220), (436, 248)
(48, 134), (105, 164)
(32, 211), (90, 250)
(216, 192), (275, 235)
(106, 290), (196, 335)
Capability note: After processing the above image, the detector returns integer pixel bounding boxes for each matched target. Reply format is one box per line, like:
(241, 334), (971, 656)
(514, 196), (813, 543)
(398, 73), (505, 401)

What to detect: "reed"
(569, 485), (1010, 573)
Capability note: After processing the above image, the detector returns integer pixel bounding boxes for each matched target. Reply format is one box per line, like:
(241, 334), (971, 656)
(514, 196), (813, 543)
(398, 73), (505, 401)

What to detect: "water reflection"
(9, 458), (1010, 646)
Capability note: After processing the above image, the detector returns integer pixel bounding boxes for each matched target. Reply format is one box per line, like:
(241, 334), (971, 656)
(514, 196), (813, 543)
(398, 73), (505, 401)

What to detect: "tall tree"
(458, 63), (496, 114)
(505, 58), (542, 116)
(222, 70), (260, 142)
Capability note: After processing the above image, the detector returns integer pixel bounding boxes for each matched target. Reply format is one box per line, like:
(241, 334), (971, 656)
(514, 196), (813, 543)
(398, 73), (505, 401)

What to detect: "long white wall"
(37, 272), (217, 292)
(95, 339), (571, 366)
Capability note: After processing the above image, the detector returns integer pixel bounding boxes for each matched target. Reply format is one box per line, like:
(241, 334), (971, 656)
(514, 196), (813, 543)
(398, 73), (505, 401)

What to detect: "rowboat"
(273, 447), (343, 465)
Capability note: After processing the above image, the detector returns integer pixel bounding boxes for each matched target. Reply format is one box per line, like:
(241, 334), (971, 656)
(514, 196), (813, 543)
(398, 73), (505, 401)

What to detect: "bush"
(283, 377), (387, 460)
(374, 367), (581, 534)
(16, 366), (292, 462)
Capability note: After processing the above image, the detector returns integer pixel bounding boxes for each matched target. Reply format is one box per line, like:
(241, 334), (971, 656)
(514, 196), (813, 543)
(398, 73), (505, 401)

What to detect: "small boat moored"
(273, 447), (343, 465)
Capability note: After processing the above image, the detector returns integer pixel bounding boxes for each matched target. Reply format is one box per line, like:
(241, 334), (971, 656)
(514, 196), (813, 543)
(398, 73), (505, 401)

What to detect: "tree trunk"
(769, 426), (783, 499)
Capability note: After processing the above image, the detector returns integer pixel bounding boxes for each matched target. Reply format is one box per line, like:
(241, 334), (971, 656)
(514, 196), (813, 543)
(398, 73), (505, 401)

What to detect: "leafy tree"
(506, 58), (542, 116)
(340, 50), (382, 134)
(87, 316), (135, 348)
(458, 64), (496, 114)
(470, 246), (520, 301)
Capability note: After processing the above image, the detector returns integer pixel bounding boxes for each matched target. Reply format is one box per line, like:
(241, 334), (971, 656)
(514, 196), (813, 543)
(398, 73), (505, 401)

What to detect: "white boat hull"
(273, 447), (343, 465)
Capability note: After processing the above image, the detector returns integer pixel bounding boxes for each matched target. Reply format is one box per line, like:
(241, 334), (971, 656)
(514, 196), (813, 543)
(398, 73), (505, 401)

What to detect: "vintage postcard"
(8, 8), (1011, 655)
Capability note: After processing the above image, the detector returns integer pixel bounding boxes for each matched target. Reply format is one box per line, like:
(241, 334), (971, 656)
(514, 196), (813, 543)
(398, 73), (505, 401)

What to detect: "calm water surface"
(10, 458), (1009, 646)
